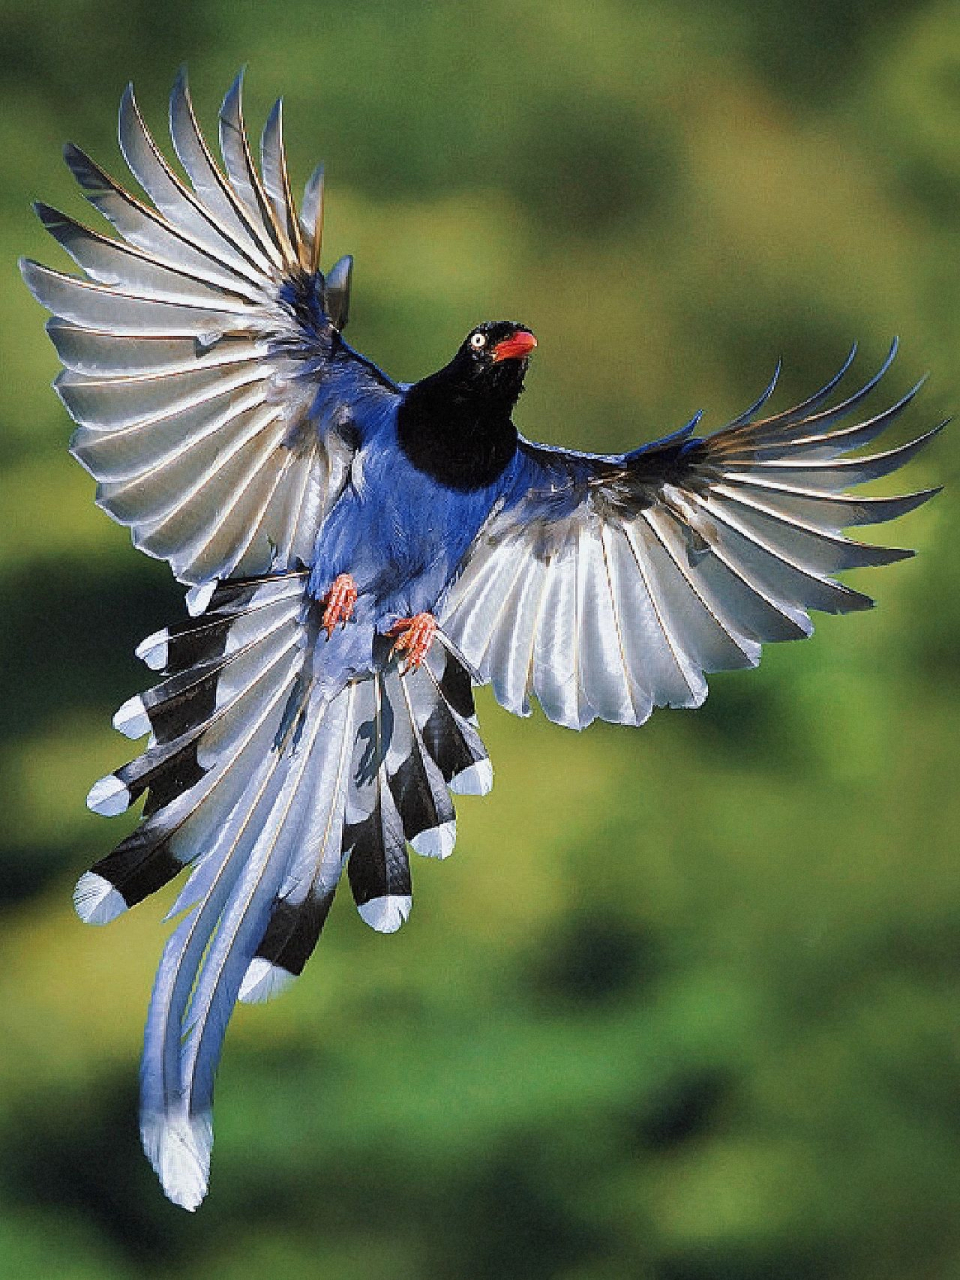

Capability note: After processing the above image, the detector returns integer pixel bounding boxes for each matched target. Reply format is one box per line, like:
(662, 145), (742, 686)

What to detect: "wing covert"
(21, 70), (375, 585)
(439, 342), (941, 729)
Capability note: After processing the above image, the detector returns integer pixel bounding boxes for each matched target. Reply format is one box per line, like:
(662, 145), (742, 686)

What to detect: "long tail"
(76, 572), (491, 1210)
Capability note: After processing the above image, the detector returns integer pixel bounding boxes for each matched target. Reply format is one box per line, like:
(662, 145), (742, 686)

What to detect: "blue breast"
(309, 407), (516, 628)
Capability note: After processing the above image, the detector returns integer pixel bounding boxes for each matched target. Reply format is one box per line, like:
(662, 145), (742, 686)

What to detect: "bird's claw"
(321, 573), (358, 638)
(387, 613), (438, 673)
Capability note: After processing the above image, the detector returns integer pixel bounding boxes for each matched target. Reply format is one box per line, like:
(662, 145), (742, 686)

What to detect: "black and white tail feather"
(21, 68), (941, 1213)
(81, 573), (491, 1209)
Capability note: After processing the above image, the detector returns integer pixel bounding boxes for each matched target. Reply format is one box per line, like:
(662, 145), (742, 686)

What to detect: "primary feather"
(21, 71), (940, 1210)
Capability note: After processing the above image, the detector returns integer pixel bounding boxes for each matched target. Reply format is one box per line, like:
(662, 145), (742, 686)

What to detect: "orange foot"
(387, 612), (438, 673)
(321, 573), (358, 638)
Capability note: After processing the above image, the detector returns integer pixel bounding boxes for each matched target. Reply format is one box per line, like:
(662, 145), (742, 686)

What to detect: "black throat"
(397, 363), (522, 492)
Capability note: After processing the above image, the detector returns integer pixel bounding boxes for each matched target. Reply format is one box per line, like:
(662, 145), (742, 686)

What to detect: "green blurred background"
(2, 1), (960, 1276)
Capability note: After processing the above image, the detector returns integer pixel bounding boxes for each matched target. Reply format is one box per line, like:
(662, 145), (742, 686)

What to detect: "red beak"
(491, 330), (538, 363)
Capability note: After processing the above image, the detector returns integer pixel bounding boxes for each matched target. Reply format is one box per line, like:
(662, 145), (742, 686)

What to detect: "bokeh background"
(2, 1), (959, 1276)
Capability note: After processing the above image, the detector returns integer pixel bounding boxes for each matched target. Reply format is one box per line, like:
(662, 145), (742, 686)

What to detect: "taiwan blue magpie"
(21, 71), (941, 1209)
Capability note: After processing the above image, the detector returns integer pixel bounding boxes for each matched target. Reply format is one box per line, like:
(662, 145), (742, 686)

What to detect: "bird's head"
(398, 319), (537, 488)
(449, 321), (538, 408)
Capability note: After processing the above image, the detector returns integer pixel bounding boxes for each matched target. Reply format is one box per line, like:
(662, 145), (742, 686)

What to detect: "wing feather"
(23, 71), (393, 585)
(531, 549), (581, 727)
(33, 203), (257, 307)
(260, 98), (304, 266)
(441, 346), (938, 729)
(120, 83), (275, 277)
(167, 70), (279, 274)
(63, 142), (268, 296)
(217, 73), (287, 268)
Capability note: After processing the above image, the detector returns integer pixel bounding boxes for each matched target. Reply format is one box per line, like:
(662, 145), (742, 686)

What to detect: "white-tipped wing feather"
(440, 343), (941, 730)
(22, 70), (374, 585)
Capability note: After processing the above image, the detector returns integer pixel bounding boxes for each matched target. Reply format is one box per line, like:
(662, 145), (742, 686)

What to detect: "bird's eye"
(470, 332), (487, 350)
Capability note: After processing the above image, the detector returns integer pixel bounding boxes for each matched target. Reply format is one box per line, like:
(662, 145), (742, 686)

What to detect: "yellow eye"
(470, 332), (487, 350)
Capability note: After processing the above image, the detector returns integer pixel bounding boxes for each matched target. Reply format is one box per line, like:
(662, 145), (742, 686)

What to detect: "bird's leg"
(320, 573), (358, 638)
(386, 613), (438, 673)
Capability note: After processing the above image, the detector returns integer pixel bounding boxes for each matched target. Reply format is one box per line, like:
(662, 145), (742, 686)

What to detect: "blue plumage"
(311, 415), (516, 619)
(21, 71), (940, 1210)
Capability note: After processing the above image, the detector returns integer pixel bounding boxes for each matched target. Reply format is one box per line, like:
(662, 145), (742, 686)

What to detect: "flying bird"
(21, 72), (941, 1211)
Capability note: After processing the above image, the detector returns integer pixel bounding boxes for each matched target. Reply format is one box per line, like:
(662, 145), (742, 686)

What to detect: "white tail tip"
(449, 758), (493, 796)
(74, 871), (126, 924)
(135, 628), (169, 670)
(113, 694), (151, 739)
(411, 820), (457, 859)
(86, 773), (131, 817)
(141, 1111), (212, 1212)
(238, 957), (296, 1004)
(185, 581), (217, 617)
(358, 894), (412, 934)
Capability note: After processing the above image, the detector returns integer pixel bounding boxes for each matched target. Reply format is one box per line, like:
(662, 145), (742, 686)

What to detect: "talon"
(321, 573), (358, 638)
(387, 612), (438, 673)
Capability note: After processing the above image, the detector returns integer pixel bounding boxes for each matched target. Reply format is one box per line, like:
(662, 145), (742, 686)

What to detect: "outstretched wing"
(20, 71), (380, 585)
(439, 342), (942, 730)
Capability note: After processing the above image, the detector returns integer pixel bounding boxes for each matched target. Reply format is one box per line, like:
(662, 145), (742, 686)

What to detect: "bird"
(20, 70), (941, 1212)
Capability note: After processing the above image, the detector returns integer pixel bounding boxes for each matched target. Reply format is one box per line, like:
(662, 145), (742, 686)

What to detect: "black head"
(448, 320), (538, 409)
(397, 321), (537, 491)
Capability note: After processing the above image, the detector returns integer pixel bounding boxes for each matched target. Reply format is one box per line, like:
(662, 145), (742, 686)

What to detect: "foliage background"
(1, 1), (959, 1276)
